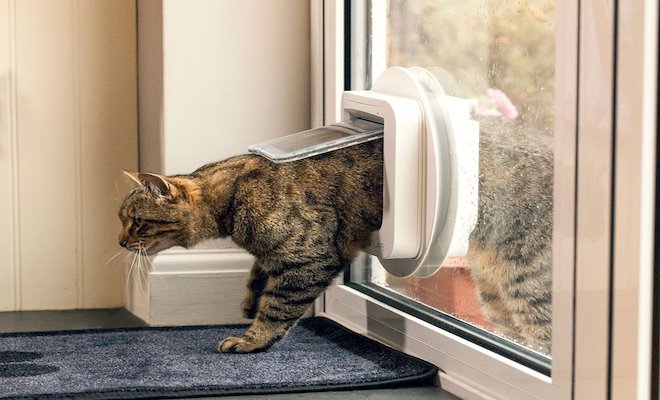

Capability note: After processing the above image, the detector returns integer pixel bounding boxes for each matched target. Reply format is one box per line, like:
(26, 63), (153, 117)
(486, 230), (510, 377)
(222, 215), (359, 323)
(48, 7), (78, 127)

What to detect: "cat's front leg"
(241, 258), (268, 319)
(219, 257), (338, 353)
(218, 315), (295, 354)
(219, 284), (323, 353)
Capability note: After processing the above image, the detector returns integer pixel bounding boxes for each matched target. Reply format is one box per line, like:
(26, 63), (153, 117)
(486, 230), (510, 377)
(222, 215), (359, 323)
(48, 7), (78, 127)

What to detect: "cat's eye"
(132, 217), (143, 226)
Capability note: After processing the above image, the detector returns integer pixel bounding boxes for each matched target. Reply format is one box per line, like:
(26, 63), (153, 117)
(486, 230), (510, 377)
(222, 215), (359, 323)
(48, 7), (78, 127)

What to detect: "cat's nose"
(119, 239), (128, 248)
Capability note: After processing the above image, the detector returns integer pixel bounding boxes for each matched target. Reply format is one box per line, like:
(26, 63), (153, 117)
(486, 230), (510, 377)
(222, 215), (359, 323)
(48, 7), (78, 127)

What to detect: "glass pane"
(349, 0), (556, 361)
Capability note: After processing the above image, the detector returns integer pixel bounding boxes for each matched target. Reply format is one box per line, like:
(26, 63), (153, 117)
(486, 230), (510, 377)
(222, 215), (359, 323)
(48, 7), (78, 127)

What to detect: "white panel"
(310, 0), (323, 128)
(131, 1), (311, 321)
(78, 0), (138, 308)
(161, 0), (311, 175)
(611, 1), (658, 398)
(573, 0), (616, 398)
(16, 0), (78, 310)
(550, 0), (579, 393)
(143, 248), (313, 325)
(323, 0), (344, 124)
(0, 0), (16, 311)
(126, 248), (254, 325)
(5, 0), (138, 311)
(137, 0), (163, 173)
(150, 272), (251, 326)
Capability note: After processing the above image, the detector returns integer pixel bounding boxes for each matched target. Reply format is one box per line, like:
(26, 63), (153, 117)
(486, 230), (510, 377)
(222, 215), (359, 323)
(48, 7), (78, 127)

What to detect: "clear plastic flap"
(248, 118), (384, 163)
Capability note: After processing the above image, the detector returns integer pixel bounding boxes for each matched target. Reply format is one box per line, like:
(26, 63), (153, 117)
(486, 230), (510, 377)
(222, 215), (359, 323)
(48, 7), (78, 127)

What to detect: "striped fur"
(119, 140), (383, 353)
(118, 118), (552, 354)
(468, 117), (553, 355)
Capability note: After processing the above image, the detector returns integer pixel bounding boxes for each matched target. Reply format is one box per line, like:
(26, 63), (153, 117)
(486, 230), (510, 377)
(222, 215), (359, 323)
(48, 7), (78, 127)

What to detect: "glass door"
(316, 0), (580, 398)
(317, 0), (657, 398)
(348, 0), (556, 368)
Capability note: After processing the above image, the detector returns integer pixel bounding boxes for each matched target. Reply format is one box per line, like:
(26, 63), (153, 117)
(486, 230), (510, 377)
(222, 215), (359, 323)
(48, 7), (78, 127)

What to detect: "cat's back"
(470, 118), (553, 260)
(277, 138), (383, 203)
(228, 139), (383, 256)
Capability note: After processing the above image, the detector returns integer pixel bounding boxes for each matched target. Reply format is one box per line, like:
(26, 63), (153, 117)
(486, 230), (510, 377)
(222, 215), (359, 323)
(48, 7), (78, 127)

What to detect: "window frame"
(609, 1), (658, 398)
(311, 1), (658, 399)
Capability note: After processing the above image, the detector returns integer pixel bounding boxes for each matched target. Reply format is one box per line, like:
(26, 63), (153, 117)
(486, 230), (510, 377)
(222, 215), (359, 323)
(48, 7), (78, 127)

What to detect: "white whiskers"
(106, 245), (154, 297)
(104, 250), (125, 267)
(129, 245), (151, 294)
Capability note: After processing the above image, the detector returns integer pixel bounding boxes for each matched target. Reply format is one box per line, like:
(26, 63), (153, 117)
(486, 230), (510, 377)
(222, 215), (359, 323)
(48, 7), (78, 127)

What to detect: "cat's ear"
(123, 170), (173, 198)
(123, 170), (143, 186)
(138, 173), (172, 198)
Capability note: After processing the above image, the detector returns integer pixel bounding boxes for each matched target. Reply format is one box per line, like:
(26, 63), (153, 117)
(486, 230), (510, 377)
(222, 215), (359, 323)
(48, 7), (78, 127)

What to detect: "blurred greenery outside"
(386, 0), (556, 135)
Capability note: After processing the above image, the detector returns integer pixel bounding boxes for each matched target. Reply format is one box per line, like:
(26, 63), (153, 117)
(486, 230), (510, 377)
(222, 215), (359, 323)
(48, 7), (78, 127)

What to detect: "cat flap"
(248, 118), (384, 163)
(248, 67), (479, 279)
(349, 67), (479, 278)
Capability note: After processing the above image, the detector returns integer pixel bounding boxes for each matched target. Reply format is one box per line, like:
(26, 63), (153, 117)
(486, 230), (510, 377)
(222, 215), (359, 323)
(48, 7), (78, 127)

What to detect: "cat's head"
(118, 171), (204, 254)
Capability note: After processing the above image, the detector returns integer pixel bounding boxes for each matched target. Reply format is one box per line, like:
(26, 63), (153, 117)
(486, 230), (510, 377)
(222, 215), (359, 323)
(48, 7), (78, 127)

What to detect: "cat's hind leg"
(500, 254), (552, 354)
(241, 258), (268, 319)
(469, 244), (552, 352)
(469, 244), (534, 344)
(219, 255), (341, 353)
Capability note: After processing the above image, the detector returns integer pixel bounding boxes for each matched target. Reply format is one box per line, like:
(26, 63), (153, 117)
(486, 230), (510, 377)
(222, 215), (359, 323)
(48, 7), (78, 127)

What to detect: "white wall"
(131, 0), (311, 324)
(0, 0), (138, 311)
(140, 0), (311, 175)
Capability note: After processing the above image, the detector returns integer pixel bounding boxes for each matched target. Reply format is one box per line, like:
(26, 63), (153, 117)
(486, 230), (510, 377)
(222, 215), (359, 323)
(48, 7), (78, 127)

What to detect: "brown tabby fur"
(119, 139), (383, 353)
(469, 117), (553, 354)
(118, 118), (552, 354)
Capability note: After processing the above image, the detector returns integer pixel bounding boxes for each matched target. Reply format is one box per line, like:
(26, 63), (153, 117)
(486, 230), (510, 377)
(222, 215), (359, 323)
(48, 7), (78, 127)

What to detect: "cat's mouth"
(122, 238), (180, 255)
(144, 239), (179, 254)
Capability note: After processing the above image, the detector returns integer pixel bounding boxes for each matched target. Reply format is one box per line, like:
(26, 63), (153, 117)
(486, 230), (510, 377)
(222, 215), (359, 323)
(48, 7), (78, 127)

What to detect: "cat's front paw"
(218, 336), (268, 353)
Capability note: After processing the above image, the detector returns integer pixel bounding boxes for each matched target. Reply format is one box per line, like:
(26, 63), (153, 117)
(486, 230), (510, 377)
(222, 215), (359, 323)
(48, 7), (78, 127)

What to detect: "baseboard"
(126, 247), (254, 326)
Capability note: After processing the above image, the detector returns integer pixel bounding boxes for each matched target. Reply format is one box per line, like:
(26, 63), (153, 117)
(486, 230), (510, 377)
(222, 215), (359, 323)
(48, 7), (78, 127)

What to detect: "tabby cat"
(469, 117), (552, 354)
(118, 118), (552, 354)
(119, 140), (383, 353)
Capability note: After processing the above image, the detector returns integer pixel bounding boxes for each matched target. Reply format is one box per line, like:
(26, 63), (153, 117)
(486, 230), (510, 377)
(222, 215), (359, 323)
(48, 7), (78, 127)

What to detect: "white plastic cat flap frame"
(346, 67), (479, 277)
(250, 67), (479, 277)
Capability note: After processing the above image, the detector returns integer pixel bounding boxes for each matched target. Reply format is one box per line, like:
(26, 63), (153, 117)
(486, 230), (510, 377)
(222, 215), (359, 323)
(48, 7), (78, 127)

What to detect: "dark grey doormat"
(0, 317), (438, 399)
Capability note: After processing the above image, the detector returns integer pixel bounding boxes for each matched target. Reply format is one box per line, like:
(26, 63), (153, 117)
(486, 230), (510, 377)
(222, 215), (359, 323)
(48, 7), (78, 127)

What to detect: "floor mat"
(0, 317), (438, 399)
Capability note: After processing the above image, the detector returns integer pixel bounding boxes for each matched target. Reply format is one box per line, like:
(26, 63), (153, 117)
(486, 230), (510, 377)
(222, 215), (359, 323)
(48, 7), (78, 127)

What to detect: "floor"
(0, 308), (460, 400)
